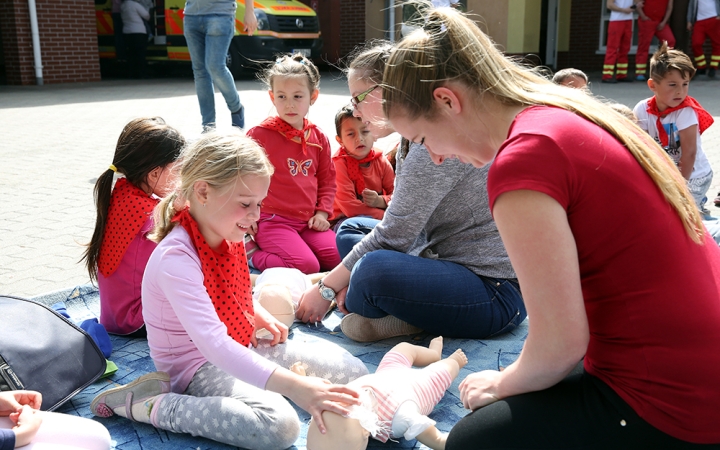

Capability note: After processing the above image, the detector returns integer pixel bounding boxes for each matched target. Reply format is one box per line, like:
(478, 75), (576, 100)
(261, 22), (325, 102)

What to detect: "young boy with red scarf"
(246, 54), (341, 274)
(634, 43), (715, 217)
(82, 117), (185, 337)
(331, 105), (395, 226)
(89, 131), (367, 449)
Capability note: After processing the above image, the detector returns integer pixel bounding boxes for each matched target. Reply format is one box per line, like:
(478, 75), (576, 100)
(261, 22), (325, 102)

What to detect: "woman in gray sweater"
(296, 41), (526, 342)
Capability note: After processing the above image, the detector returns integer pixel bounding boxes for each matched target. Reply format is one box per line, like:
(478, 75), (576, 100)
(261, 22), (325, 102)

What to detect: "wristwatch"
(317, 279), (336, 302)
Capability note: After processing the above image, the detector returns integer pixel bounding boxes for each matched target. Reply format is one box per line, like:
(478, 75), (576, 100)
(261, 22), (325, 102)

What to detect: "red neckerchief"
(646, 96), (714, 147)
(333, 147), (383, 195)
(258, 117), (323, 154)
(173, 208), (255, 346)
(98, 178), (158, 277)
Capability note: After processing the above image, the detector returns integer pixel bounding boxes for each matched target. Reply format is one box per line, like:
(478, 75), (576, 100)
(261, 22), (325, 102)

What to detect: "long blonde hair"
(149, 131), (274, 242)
(383, 7), (703, 242)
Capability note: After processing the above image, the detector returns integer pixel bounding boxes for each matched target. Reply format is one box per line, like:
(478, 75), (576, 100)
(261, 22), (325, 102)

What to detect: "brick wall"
(556, 1), (604, 73)
(339, 0), (365, 57)
(0, 0), (35, 84)
(1, 0), (100, 85)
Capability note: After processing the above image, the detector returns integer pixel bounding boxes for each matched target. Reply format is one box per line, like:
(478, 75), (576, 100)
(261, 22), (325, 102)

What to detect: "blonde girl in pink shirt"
(90, 131), (367, 450)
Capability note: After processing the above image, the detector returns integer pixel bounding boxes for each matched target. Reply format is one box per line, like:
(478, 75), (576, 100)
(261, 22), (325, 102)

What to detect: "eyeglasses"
(351, 85), (378, 107)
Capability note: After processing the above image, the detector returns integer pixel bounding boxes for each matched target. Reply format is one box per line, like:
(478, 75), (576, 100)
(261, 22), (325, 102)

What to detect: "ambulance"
(94, 0), (322, 77)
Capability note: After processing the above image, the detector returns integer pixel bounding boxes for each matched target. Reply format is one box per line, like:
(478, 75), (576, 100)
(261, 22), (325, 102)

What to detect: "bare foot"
(448, 349), (468, 369)
(429, 336), (444, 359)
(290, 362), (306, 376)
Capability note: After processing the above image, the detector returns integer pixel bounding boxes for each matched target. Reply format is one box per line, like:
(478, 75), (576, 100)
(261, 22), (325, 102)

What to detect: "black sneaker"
(616, 77), (633, 82)
(602, 78), (617, 84)
(697, 68), (707, 76)
(709, 68), (716, 78)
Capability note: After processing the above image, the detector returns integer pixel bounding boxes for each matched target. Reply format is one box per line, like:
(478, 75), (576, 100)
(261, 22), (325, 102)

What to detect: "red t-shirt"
(642, 0), (669, 21)
(247, 124), (336, 222)
(488, 106), (720, 443)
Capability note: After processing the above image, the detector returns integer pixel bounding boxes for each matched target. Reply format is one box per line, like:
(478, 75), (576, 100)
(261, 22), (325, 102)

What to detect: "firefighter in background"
(603, 0), (639, 83)
(635, 0), (675, 80)
(687, 0), (720, 78)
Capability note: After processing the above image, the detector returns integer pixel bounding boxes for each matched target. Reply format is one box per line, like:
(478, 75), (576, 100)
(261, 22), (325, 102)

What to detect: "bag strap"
(0, 353), (25, 391)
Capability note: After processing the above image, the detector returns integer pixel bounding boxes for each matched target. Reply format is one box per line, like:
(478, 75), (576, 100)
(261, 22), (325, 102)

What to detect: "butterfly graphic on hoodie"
(287, 158), (313, 176)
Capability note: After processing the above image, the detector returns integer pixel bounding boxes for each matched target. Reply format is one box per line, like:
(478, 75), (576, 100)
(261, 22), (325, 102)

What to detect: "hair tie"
(108, 164), (117, 173)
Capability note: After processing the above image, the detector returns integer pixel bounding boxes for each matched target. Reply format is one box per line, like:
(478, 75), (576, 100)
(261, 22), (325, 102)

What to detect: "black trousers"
(124, 33), (147, 78)
(446, 364), (720, 450)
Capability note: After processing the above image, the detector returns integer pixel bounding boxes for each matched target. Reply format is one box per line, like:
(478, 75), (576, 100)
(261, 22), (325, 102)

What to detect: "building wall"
(0, 0), (35, 85)
(556, 1), (604, 72)
(467, 0), (508, 49)
(1, 0), (100, 85)
(340, 0), (366, 56)
(365, 0), (389, 41)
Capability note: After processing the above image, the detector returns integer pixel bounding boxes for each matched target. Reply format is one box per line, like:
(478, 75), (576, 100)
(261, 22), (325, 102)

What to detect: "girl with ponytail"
(382, 5), (720, 448)
(82, 117), (184, 336)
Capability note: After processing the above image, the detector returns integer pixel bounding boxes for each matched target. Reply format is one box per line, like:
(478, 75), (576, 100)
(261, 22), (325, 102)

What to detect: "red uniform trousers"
(691, 17), (720, 69)
(603, 20), (632, 80)
(635, 18), (676, 76)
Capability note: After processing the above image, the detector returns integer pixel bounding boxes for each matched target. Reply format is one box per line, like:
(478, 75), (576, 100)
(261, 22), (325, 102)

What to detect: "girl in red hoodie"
(247, 54), (340, 274)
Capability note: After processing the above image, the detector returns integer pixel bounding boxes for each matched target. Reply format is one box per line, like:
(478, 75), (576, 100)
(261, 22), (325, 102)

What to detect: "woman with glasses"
(295, 40), (526, 343)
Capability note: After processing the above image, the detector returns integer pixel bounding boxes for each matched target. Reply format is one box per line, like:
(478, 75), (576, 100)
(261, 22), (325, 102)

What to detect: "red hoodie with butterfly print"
(247, 121), (336, 222)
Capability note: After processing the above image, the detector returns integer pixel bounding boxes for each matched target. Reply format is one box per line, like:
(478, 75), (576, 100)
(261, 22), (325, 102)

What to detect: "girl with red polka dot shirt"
(89, 132), (367, 448)
(82, 117), (185, 336)
(246, 54), (341, 274)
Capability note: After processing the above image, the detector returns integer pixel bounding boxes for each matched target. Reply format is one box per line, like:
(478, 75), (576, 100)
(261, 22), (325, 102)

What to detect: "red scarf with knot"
(98, 178), (158, 277)
(646, 96), (714, 147)
(173, 208), (255, 346)
(333, 147), (383, 195)
(258, 117), (323, 154)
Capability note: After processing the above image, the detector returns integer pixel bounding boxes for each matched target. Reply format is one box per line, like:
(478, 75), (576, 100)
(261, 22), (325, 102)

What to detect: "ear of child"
(306, 411), (369, 450)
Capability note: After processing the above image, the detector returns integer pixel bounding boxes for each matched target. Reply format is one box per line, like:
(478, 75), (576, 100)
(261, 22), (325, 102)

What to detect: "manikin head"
(255, 284), (295, 329)
(306, 411), (370, 450)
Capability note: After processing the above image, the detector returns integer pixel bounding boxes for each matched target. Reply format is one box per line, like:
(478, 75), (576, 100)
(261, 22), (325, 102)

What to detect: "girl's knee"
(267, 412), (300, 449)
(251, 400), (300, 450)
(295, 258), (320, 274)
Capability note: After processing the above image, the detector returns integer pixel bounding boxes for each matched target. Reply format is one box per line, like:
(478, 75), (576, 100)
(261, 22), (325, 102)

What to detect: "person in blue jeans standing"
(295, 41), (526, 343)
(183, 0), (257, 131)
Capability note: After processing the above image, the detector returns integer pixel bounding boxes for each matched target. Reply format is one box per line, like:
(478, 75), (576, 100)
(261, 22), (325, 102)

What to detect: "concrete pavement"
(1, 71), (719, 297)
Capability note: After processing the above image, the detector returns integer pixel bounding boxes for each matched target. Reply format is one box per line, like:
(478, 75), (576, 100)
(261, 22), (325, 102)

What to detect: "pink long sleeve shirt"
(141, 225), (279, 394)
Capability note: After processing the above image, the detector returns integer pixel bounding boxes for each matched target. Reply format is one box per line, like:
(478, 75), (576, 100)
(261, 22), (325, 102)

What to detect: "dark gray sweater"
(342, 143), (516, 279)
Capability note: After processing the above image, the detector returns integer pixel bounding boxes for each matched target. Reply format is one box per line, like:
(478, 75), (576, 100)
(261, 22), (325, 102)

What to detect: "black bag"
(0, 295), (107, 411)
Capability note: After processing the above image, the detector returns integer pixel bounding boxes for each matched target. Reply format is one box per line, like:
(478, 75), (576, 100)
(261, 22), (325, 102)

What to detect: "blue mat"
(46, 285), (527, 450)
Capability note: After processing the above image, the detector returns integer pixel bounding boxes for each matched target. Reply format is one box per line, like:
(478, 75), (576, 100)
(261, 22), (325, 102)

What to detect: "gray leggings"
(154, 337), (368, 449)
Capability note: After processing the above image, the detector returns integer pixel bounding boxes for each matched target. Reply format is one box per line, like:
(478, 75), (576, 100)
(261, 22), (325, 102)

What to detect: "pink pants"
(692, 17), (720, 69)
(635, 18), (676, 75)
(252, 213), (341, 274)
(603, 20), (632, 80)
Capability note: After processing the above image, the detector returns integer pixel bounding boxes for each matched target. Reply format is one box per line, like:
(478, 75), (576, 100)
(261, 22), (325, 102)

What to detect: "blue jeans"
(345, 250), (527, 339)
(184, 14), (241, 127)
(336, 216), (381, 259)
